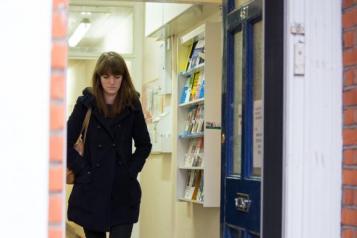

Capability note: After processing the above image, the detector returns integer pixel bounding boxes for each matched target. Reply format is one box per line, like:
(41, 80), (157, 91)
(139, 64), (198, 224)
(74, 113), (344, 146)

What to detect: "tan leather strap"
(81, 108), (92, 144)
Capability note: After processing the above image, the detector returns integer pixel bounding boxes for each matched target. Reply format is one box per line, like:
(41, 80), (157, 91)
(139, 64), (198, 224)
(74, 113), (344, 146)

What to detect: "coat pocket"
(130, 179), (142, 204)
(68, 181), (94, 214)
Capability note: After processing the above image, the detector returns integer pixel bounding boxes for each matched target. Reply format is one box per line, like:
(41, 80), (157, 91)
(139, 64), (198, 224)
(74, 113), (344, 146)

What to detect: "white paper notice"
(253, 100), (263, 169)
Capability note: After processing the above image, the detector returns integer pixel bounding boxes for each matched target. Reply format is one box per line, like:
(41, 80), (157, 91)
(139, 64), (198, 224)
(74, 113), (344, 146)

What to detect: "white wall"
(0, 1), (52, 238)
(283, 0), (342, 237)
(145, 2), (192, 36)
(67, 60), (96, 114)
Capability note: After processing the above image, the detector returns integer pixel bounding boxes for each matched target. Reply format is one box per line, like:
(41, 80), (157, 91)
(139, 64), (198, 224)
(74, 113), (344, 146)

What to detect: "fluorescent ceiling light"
(80, 11), (92, 16)
(68, 18), (91, 47)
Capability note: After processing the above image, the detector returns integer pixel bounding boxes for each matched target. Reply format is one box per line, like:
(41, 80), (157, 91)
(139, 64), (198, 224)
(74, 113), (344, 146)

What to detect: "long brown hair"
(92, 51), (137, 117)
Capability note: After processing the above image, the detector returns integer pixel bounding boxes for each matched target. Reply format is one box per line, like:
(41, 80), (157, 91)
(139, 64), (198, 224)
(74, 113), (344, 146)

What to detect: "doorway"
(65, 1), (223, 238)
(66, 2), (144, 237)
(220, 0), (284, 237)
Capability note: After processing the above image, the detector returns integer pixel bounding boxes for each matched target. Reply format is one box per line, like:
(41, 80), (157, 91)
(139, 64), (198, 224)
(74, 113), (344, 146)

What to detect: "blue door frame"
(222, 0), (263, 236)
(220, 0), (284, 237)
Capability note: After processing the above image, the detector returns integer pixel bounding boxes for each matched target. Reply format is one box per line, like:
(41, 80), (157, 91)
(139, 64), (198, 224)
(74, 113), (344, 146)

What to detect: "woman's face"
(100, 73), (122, 97)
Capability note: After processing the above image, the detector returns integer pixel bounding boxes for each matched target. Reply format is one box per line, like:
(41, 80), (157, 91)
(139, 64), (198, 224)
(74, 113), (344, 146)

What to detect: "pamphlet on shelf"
(184, 170), (196, 199)
(183, 138), (204, 167)
(184, 170), (202, 201)
(188, 39), (205, 70)
(182, 105), (204, 135)
(185, 41), (197, 71)
(191, 170), (203, 200)
(196, 175), (204, 202)
(198, 72), (205, 99)
(180, 75), (194, 104)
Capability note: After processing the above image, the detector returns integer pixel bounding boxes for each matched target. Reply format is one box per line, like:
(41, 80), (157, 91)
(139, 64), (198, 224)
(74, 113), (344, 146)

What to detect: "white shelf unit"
(178, 98), (205, 108)
(176, 22), (222, 207)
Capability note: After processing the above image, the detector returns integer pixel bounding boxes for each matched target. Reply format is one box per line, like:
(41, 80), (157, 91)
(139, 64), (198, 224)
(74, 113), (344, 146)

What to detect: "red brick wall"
(49, 0), (68, 237)
(343, 1), (357, 237)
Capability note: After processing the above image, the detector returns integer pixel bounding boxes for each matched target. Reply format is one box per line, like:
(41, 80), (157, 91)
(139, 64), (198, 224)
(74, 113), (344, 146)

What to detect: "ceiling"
(68, 3), (136, 57)
(67, 0), (219, 58)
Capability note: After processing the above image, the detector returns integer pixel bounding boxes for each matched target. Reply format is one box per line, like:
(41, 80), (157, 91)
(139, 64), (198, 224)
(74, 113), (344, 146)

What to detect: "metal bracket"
(290, 23), (305, 35)
(240, 6), (249, 20)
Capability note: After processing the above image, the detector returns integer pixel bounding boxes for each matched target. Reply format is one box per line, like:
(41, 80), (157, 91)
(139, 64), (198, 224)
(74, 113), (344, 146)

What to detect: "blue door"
(221, 0), (263, 237)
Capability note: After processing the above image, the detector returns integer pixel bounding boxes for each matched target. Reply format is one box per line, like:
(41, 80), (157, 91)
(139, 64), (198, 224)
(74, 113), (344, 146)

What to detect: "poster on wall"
(142, 80), (163, 123)
(142, 80), (171, 153)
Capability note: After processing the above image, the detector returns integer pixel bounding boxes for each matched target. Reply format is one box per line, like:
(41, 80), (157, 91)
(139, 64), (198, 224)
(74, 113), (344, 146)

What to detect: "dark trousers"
(84, 224), (133, 238)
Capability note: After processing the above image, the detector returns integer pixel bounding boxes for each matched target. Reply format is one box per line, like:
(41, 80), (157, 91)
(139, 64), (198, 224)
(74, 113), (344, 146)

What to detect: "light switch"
(294, 42), (305, 76)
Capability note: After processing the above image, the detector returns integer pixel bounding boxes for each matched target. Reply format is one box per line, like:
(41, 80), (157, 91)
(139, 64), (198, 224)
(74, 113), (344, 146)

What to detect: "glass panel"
(233, 31), (243, 175)
(68, 6), (134, 56)
(235, 0), (252, 7)
(229, 227), (243, 238)
(252, 21), (264, 177)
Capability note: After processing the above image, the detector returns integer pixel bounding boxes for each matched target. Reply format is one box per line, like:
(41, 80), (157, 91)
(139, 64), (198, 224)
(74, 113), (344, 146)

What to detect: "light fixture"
(80, 11), (92, 16)
(68, 18), (91, 47)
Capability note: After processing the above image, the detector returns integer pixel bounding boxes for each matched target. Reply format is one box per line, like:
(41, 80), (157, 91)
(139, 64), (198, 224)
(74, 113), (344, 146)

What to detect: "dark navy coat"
(67, 88), (152, 232)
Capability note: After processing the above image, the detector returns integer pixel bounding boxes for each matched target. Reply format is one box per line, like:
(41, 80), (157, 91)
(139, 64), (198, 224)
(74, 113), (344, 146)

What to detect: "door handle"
(221, 133), (225, 144)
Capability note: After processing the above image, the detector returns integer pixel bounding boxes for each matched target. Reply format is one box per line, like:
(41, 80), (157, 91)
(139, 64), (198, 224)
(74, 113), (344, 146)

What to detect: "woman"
(67, 51), (152, 238)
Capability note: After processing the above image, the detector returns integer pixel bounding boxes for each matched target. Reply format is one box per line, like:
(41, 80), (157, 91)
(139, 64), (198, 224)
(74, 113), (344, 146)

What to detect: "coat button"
(87, 171), (91, 175)
(97, 144), (103, 148)
(95, 163), (100, 168)
(112, 143), (116, 147)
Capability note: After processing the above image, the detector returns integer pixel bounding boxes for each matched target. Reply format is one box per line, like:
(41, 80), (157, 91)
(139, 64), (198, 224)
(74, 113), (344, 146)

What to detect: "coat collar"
(79, 87), (139, 139)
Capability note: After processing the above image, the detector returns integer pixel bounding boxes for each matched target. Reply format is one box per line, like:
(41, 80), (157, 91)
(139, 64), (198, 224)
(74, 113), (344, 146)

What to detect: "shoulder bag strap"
(81, 108), (92, 145)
